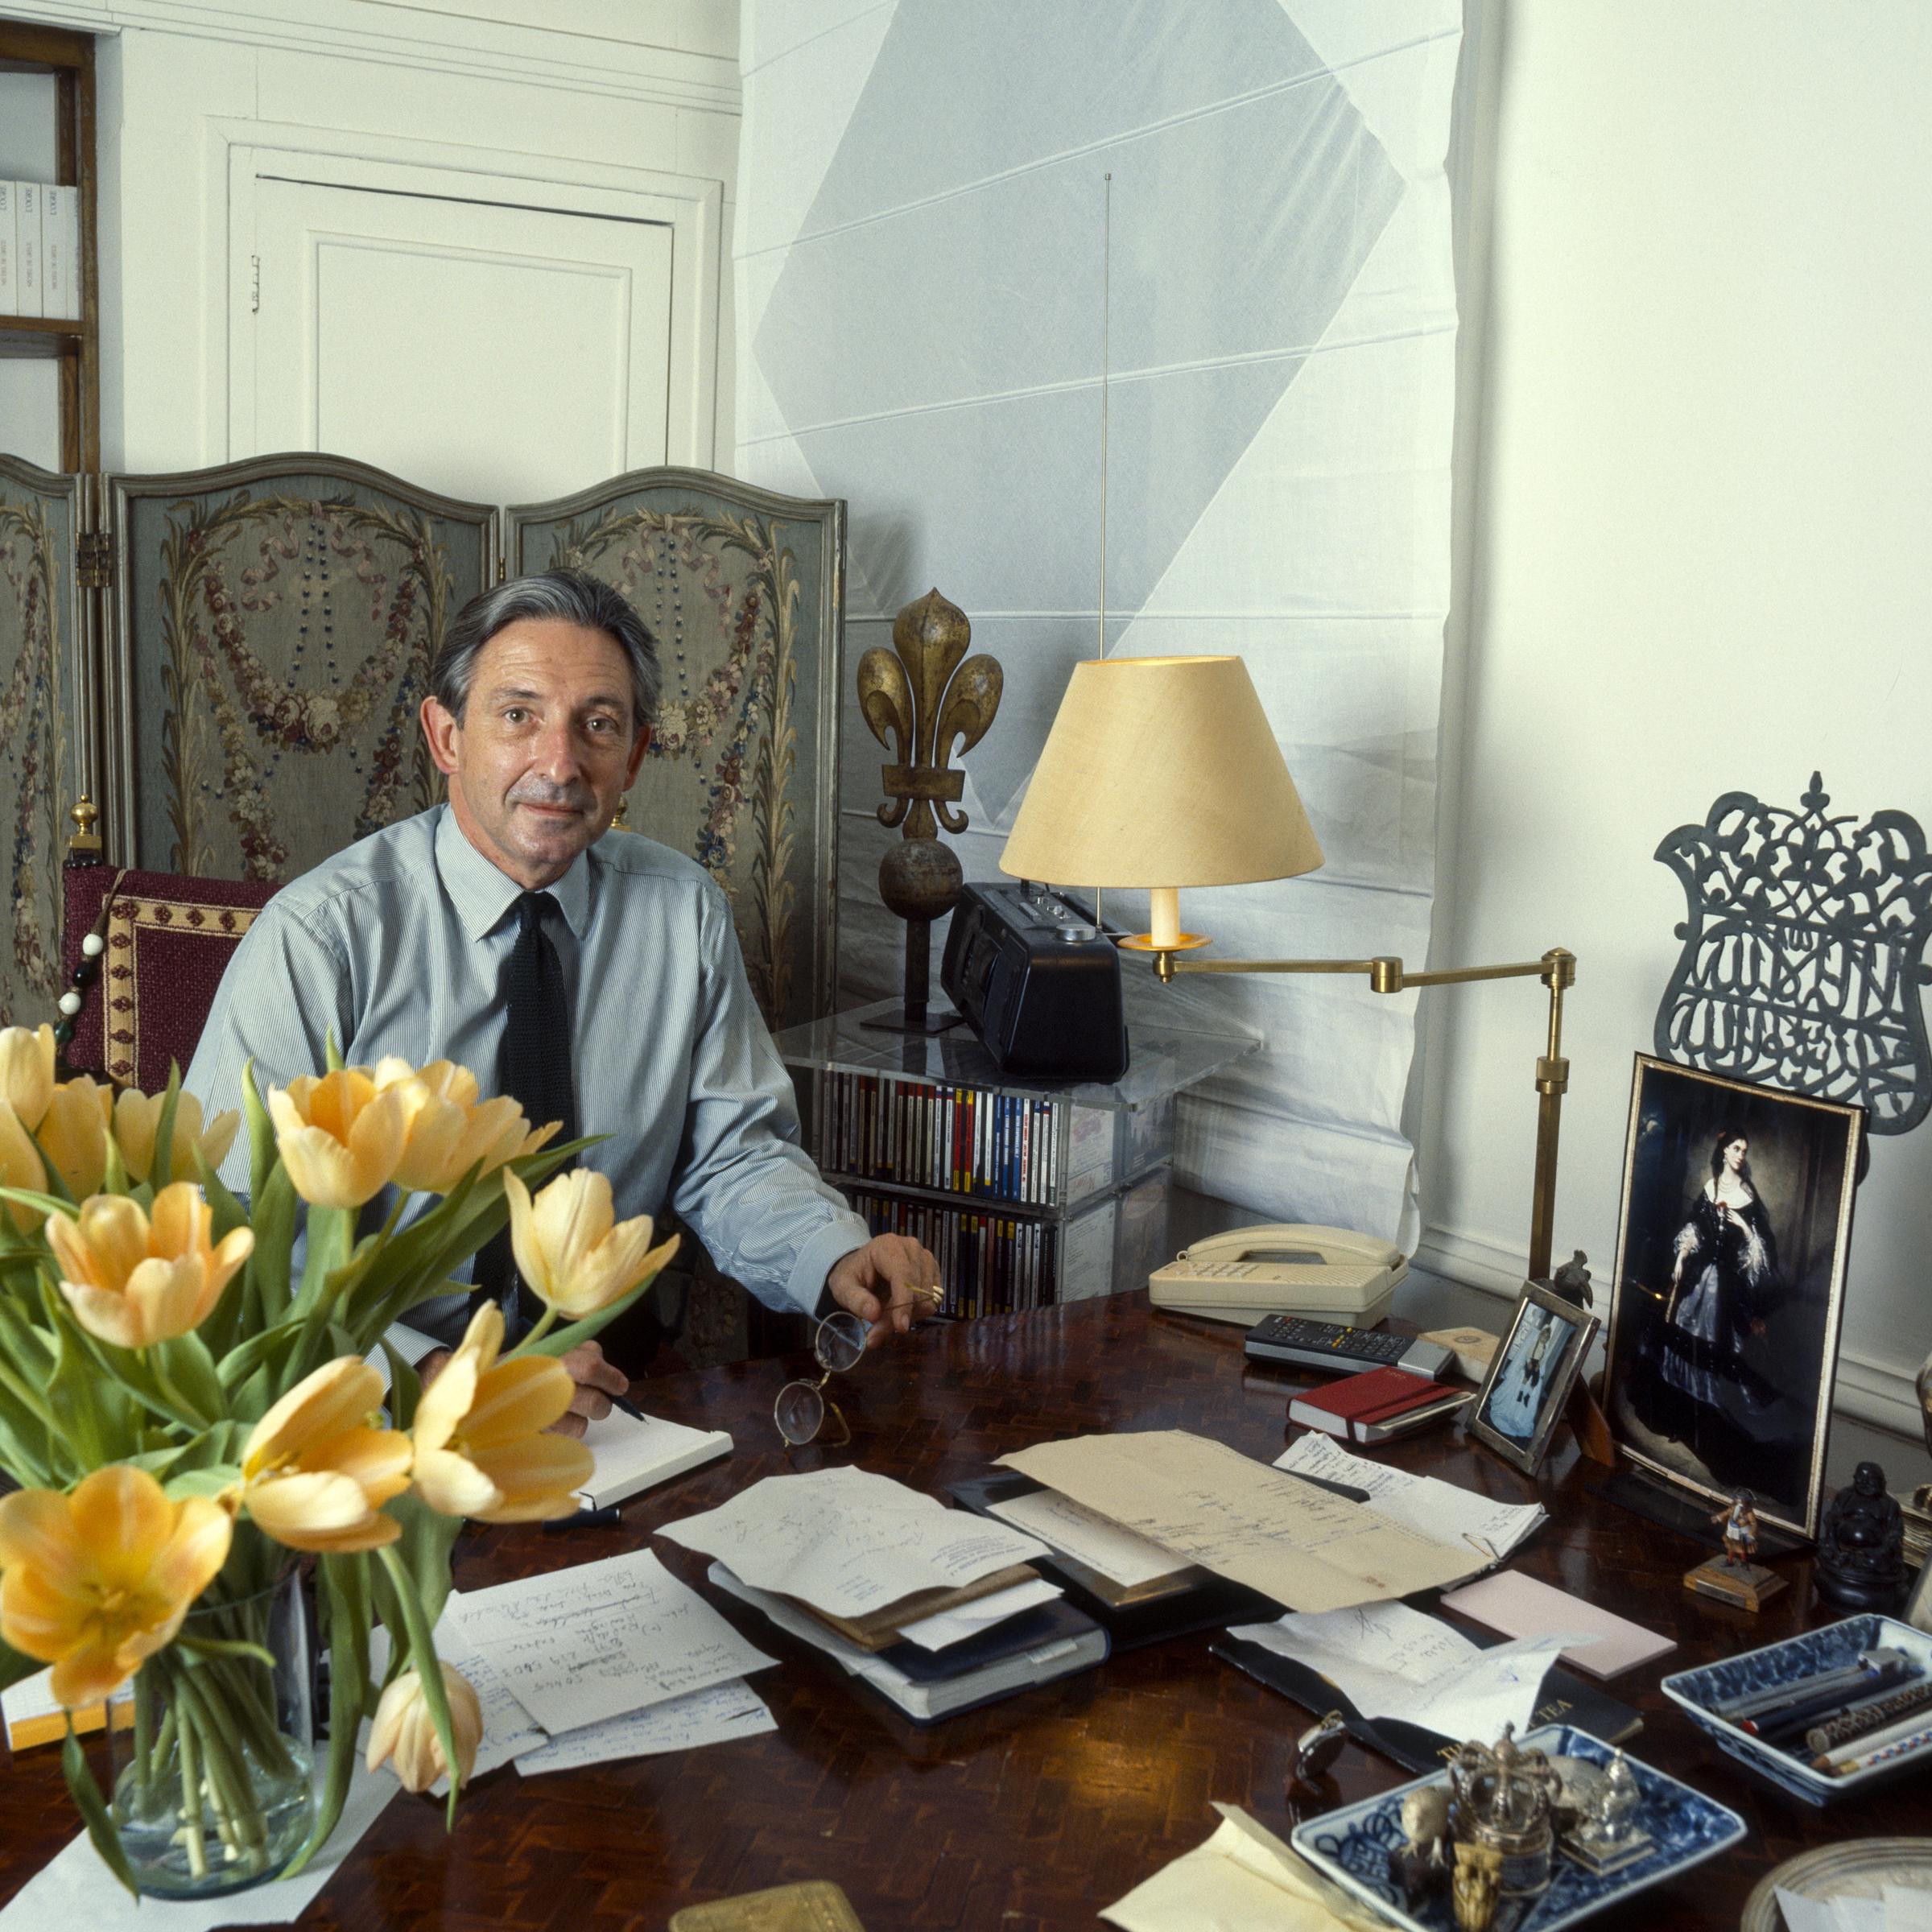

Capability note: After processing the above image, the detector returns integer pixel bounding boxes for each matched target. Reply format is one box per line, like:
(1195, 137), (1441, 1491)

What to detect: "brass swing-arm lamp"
(1000, 654), (1575, 1281)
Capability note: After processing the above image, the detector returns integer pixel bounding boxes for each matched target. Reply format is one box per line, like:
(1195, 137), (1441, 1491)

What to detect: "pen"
(1743, 1659), (1915, 1740)
(1714, 1649), (1905, 1723)
(1282, 1471), (1373, 1505)
(612, 1392), (645, 1421)
(543, 1505), (624, 1532)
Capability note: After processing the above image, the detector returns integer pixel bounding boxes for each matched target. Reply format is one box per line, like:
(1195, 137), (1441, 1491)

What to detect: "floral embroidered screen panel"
(0, 456), (89, 1029)
(507, 469), (845, 1033)
(102, 457), (497, 888)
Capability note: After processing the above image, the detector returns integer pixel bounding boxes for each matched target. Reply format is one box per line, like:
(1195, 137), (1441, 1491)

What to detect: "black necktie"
(475, 891), (578, 1331)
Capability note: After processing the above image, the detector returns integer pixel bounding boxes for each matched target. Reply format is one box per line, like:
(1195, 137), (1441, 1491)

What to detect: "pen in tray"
(1711, 1647), (1909, 1724)
(1736, 1654), (1921, 1741)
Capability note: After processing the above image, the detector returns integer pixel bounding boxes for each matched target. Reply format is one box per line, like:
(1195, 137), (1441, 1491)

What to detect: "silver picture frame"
(1468, 1281), (1600, 1476)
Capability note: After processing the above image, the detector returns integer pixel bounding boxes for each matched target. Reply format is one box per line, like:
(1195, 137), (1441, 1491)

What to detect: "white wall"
(1426, 1), (1932, 1472)
(6, 0), (740, 474)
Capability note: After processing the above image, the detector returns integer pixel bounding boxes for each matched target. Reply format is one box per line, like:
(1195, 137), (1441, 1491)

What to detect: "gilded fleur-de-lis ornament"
(857, 588), (1002, 1029)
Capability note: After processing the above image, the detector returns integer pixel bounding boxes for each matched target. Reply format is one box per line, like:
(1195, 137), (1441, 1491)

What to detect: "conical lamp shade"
(999, 656), (1323, 889)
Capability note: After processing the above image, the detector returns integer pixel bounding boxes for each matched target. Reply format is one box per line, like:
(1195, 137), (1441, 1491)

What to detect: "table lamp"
(1000, 654), (1575, 1279)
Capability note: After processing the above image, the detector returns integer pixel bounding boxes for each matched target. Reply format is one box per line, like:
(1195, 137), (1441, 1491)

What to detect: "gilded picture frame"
(1602, 1055), (1864, 1541)
(1468, 1280), (1599, 1476)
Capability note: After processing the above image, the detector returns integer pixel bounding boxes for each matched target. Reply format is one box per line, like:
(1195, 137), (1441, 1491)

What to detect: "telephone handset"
(1148, 1223), (1408, 1327)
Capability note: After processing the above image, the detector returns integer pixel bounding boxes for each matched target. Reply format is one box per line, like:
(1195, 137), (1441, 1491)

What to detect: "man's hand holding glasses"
(824, 1232), (945, 1347)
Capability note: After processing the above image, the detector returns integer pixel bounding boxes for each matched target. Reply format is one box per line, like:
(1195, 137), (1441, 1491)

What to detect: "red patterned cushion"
(61, 868), (278, 1093)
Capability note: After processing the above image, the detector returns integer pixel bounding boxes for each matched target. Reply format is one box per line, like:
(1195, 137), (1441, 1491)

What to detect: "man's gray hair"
(431, 569), (661, 732)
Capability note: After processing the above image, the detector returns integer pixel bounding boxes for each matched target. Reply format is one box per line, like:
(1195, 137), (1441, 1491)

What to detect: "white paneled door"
(236, 171), (678, 505)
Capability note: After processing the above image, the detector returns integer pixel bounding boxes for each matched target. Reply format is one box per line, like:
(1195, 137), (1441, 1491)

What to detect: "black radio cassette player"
(940, 881), (1127, 1080)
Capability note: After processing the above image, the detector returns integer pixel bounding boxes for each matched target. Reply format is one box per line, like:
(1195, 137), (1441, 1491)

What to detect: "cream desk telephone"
(1149, 1224), (1407, 1327)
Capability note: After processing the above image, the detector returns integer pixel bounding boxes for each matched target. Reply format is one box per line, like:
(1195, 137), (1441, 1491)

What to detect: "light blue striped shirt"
(185, 806), (869, 1335)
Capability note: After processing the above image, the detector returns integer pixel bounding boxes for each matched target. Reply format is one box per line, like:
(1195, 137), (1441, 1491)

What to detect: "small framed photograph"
(1468, 1282), (1600, 1474)
(1602, 1056), (1863, 1540)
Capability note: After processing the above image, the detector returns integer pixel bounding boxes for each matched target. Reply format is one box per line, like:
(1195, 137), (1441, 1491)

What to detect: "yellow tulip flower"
(241, 1357), (412, 1552)
(46, 1183), (254, 1351)
(365, 1661), (484, 1794)
(411, 1304), (591, 1523)
(0, 1465), (232, 1707)
(372, 1057), (558, 1195)
(266, 1067), (408, 1208)
(112, 1088), (242, 1185)
(504, 1167), (679, 1320)
(0, 1100), (47, 1232)
(0, 1022), (56, 1131)
(37, 1076), (114, 1200)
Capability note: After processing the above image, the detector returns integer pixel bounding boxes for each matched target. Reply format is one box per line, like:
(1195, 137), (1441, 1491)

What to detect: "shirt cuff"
(385, 1322), (445, 1368)
(785, 1212), (873, 1321)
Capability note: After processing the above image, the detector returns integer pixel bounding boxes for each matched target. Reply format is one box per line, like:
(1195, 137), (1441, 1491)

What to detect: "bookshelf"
(774, 1001), (1257, 1315)
(0, 21), (98, 472)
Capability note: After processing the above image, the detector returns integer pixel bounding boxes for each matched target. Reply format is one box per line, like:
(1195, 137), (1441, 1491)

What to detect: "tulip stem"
(522, 1305), (557, 1348)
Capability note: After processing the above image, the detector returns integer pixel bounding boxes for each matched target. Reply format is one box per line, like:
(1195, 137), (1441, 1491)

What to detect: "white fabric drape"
(737, 1), (1462, 1242)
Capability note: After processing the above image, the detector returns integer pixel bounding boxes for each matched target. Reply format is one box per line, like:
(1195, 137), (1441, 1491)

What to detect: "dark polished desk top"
(2, 1294), (1923, 1928)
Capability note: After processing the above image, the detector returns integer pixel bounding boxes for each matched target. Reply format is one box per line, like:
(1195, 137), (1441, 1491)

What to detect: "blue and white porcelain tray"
(1661, 1614), (1932, 1806)
(1290, 1726), (1745, 1932)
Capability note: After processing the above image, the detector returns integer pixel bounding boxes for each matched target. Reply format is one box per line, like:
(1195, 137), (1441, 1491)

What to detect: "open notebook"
(578, 1410), (732, 1509)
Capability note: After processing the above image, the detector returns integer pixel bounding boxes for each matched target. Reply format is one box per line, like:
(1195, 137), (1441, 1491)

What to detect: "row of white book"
(0, 181), (82, 320)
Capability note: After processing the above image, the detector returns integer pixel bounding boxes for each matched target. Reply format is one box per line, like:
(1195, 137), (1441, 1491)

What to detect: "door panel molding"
(220, 126), (720, 472)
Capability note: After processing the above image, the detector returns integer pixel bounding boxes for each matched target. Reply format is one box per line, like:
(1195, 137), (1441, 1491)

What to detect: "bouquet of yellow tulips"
(0, 1023), (677, 1899)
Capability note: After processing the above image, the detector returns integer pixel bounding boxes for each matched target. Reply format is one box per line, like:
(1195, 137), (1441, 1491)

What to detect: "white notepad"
(577, 1409), (731, 1509)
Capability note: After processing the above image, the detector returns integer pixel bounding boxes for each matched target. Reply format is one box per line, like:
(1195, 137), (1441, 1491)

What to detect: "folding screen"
(0, 456), (89, 1029)
(100, 456), (496, 882)
(507, 468), (844, 1033)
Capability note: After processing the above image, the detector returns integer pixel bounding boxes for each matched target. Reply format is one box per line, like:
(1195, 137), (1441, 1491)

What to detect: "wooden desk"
(2, 1294), (1922, 1928)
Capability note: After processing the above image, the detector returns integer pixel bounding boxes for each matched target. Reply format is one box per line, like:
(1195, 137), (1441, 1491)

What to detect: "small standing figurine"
(1684, 1487), (1785, 1611)
(1548, 1250), (1594, 1312)
(1815, 1461), (1910, 1612)
(1563, 1751), (1652, 1876)
(1389, 1785), (1452, 1907)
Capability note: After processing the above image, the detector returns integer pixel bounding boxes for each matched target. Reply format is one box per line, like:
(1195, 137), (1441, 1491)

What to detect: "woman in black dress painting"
(1656, 1127), (1783, 1471)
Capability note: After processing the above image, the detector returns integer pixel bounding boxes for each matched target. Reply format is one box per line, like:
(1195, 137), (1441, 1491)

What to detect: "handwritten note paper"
(998, 1431), (1484, 1612)
(986, 1488), (1187, 1588)
(514, 1679), (774, 1776)
(1226, 1602), (1577, 1742)
(452, 1549), (775, 1736)
(1274, 1434), (1545, 1563)
(658, 1465), (1049, 1618)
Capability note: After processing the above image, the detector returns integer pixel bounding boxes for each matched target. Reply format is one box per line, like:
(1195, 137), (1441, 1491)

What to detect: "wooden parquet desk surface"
(2, 1293), (1923, 1929)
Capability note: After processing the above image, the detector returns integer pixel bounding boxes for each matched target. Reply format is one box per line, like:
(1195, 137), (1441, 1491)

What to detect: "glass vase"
(109, 1564), (316, 1897)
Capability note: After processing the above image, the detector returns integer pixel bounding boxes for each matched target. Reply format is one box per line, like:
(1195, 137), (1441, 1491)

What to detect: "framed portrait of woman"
(1469, 1282), (1600, 1473)
(1603, 1056), (1864, 1541)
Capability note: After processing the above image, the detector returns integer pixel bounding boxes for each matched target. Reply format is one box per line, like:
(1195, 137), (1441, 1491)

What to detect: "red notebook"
(1288, 1368), (1449, 1439)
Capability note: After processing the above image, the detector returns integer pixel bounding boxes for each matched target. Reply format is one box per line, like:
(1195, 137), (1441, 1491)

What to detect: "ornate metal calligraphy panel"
(104, 456), (494, 881)
(507, 469), (844, 1034)
(0, 456), (87, 1028)
(1653, 774), (1932, 1134)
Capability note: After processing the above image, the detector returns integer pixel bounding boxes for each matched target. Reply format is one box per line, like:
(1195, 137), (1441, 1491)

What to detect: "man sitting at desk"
(187, 569), (940, 1435)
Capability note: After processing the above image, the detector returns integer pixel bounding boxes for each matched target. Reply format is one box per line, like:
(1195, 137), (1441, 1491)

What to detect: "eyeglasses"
(773, 1287), (944, 1447)
(775, 1310), (869, 1447)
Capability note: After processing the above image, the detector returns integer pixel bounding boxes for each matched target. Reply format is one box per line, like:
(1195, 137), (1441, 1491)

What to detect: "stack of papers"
(662, 1468), (1107, 1723)
(371, 1550), (780, 1785)
(1102, 1805), (1381, 1932)
(997, 1430), (1501, 1612)
(1273, 1434), (1546, 1565)
(1224, 1602), (1578, 1744)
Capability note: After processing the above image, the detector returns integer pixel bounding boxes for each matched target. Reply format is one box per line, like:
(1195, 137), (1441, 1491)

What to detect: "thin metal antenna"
(1098, 171), (1112, 663)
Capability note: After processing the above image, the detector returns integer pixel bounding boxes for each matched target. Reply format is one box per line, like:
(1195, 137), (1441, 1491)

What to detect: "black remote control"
(1244, 1314), (1452, 1380)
